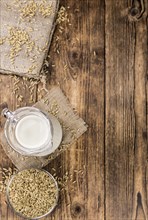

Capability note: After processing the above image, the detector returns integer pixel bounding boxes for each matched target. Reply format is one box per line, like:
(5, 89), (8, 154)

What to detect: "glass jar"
(2, 107), (62, 156)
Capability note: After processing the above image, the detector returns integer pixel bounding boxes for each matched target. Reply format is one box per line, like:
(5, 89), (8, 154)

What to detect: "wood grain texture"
(46, 0), (105, 219)
(0, 0), (148, 220)
(105, 0), (147, 219)
(131, 11), (148, 220)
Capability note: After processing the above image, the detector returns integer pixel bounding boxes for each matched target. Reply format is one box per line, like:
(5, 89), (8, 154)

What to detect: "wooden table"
(0, 0), (147, 219)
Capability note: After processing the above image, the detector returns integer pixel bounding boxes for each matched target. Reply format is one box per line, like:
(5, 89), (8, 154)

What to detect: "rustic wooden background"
(0, 0), (147, 219)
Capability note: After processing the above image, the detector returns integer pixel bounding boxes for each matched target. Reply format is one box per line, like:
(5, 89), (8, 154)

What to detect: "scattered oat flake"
(39, 3), (52, 17)
(20, 0), (37, 19)
(0, 167), (18, 193)
(57, 6), (69, 24)
(19, 0), (53, 20)
(7, 27), (35, 64)
(0, 38), (5, 45)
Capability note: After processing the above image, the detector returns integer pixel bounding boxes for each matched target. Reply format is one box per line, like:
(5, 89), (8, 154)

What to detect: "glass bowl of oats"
(6, 168), (59, 219)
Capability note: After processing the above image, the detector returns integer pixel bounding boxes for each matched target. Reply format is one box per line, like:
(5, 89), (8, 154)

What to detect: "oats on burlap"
(0, 0), (59, 78)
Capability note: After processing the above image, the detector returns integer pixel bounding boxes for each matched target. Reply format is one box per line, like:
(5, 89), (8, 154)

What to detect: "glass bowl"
(6, 169), (59, 219)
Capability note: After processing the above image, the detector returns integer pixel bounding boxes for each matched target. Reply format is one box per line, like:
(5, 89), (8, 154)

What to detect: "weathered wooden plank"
(105, 0), (147, 219)
(131, 10), (148, 220)
(44, 0), (105, 219)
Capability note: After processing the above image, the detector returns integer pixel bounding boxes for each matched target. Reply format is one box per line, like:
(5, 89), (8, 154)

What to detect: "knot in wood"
(128, 0), (145, 21)
(71, 202), (84, 217)
(130, 7), (140, 17)
(68, 48), (82, 64)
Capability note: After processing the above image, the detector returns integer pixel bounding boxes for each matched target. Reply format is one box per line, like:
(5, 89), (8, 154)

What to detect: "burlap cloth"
(0, 87), (87, 170)
(0, 0), (59, 78)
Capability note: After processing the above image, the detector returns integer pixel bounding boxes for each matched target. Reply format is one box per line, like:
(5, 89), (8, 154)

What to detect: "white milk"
(15, 114), (51, 149)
